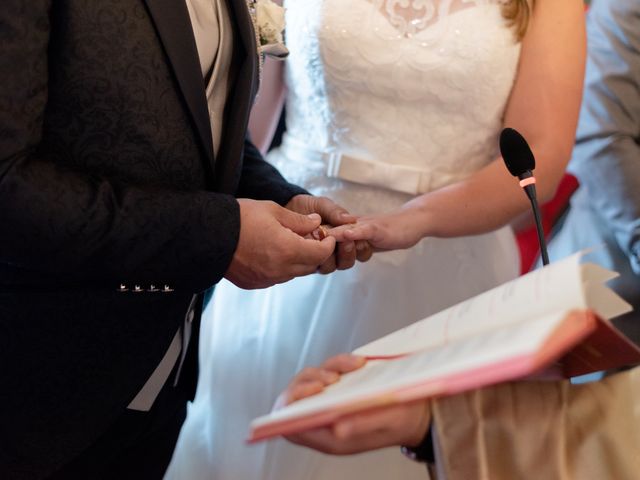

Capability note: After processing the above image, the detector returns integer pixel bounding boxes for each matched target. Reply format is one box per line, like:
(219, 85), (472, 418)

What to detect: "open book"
(248, 253), (640, 443)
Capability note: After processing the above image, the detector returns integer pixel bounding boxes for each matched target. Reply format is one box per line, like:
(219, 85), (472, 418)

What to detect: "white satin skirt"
(166, 241), (519, 479)
(166, 149), (520, 480)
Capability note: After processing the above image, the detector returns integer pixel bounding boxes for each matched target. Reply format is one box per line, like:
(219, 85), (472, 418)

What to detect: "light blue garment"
(548, 0), (640, 345)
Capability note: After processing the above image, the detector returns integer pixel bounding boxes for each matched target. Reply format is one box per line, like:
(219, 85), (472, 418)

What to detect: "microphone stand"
(499, 128), (550, 266)
(522, 182), (550, 266)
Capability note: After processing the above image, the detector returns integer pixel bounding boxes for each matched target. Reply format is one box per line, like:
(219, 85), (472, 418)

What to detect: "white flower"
(255, 0), (285, 45)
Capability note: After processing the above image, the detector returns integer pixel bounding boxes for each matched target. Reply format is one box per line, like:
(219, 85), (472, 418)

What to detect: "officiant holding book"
(279, 353), (640, 479)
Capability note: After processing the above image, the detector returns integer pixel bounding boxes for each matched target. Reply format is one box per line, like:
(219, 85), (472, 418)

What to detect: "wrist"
(402, 196), (436, 239)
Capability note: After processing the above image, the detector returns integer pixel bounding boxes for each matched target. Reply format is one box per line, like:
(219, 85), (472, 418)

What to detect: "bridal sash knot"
(280, 134), (461, 196)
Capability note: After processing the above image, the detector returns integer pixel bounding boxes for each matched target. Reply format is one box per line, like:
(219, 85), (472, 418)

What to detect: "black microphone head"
(499, 127), (536, 177)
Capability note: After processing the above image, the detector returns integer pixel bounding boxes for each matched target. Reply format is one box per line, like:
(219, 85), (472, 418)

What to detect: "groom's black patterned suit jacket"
(0, 1), (305, 477)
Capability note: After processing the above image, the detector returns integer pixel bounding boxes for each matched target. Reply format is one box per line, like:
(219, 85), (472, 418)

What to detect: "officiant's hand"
(225, 199), (337, 289)
(286, 194), (373, 272)
(278, 354), (431, 455)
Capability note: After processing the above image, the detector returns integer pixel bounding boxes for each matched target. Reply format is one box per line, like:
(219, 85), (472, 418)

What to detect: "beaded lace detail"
(270, 0), (521, 215)
(370, 0), (503, 37)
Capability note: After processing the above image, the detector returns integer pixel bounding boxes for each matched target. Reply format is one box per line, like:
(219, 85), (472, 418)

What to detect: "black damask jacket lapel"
(213, 0), (261, 193)
(143, 0), (215, 171)
(144, 0), (260, 194)
(227, 0), (259, 92)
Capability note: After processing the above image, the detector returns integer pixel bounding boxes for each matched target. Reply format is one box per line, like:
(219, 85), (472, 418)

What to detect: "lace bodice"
(272, 0), (521, 211)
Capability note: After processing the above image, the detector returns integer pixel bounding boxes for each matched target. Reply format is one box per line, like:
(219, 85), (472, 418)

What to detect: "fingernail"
(351, 356), (367, 367)
(344, 243), (354, 253)
(323, 371), (340, 383)
(340, 212), (353, 219)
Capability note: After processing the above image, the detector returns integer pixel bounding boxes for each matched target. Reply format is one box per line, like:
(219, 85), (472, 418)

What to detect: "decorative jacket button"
(134, 285), (143, 293)
(118, 284), (128, 292)
(148, 284), (159, 292)
(163, 285), (174, 293)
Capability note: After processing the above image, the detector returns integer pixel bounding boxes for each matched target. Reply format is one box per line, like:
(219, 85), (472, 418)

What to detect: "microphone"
(499, 127), (550, 266)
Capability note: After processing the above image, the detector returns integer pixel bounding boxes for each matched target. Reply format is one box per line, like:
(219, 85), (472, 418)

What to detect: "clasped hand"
(225, 195), (373, 289)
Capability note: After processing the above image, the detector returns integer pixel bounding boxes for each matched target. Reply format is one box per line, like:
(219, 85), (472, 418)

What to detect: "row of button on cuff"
(118, 284), (174, 293)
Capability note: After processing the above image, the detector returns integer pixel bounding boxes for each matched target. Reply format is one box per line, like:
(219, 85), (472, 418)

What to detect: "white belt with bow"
(280, 134), (460, 196)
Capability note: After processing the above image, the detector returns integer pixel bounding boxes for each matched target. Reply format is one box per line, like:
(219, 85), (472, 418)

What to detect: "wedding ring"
(311, 225), (329, 241)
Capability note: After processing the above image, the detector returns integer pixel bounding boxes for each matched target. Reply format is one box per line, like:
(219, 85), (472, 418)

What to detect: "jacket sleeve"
(0, 1), (240, 293)
(235, 137), (308, 205)
(569, 0), (640, 274)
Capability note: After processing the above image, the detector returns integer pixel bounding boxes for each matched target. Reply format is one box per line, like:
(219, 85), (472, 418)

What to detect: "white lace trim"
(368, 0), (505, 37)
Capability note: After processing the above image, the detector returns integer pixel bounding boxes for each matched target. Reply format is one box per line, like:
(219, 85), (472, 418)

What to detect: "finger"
(342, 223), (378, 242)
(324, 225), (350, 242)
(317, 253), (337, 275)
(355, 241), (374, 262)
(313, 197), (357, 226)
(326, 222), (377, 243)
(282, 367), (343, 407)
(335, 241), (356, 270)
(322, 354), (367, 374)
(288, 403), (430, 455)
(289, 425), (371, 456)
(334, 401), (431, 447)
(270, 235), (336, 280)
(277, 207), (322, 236)
(356, 240), (369, 251)
(288, 235), (337, 267)
(285, 380), (326, 404)
(293, 367), (339, 384)
(277, 263), (321, 282)
(286, 427), (340, 454)
(290, 420), (384, 456)
(333, 407), (401, 441)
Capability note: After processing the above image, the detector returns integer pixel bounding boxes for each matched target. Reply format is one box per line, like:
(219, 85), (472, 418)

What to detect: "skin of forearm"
(410, 157), (540, 238)
(412, 0), (586, 239)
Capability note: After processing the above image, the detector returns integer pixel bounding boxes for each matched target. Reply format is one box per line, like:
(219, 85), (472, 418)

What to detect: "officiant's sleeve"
(432, 369), (640, 480)
(235, 137), (308, 205)
(0, 1), (241, 294)
(568, 0), (640, 274)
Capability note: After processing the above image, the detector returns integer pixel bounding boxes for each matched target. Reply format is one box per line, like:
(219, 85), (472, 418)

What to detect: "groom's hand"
(286, 194), (373, 273)
(225, 199), (337, 289)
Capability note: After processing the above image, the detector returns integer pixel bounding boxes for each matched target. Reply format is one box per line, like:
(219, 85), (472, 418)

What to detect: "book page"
(581, 263), (632, 319)
(251, 311), (577, 435)
(355, 252), (629, 357)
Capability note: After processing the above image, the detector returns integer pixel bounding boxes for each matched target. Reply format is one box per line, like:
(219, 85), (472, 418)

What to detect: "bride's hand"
(327, 202), (426, 251)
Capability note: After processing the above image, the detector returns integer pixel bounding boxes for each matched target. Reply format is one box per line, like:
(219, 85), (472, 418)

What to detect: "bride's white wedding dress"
(167, 1), (521, 478)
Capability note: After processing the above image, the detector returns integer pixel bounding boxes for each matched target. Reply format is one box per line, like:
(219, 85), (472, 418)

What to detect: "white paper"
(354, 252), (629, 357)
(251, 312), (568, 430)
